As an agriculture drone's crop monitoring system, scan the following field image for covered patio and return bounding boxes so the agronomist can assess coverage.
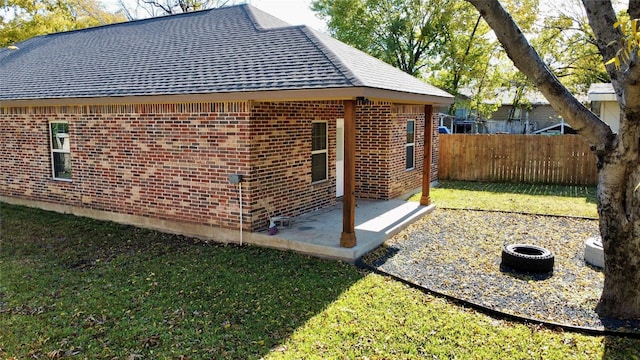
[242,102,440,262]
[253,197,435,262]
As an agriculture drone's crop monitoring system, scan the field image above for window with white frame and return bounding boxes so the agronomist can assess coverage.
[311,121,328,183]
[50,122,72,180]
[406,119,415,170]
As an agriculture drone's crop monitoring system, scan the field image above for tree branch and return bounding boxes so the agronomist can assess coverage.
[118,0,135,20]
[624,53,640,112]
[581,1,622,82]
[466,0,612,150]
[584,1,640,113]
[629,0,639,19]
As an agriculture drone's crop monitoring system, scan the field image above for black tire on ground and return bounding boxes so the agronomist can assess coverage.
[501,244,555,273]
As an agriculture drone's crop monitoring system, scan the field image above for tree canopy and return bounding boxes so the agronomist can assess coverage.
[529,1,610,93]
[312,0,609,118]
[312,0,453,76]
[1,0,125,47]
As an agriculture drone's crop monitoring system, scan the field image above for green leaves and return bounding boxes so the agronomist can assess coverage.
[1,0,125,47]
[312,0,453,76]
[530,6,609,92]
[606,18,640,70]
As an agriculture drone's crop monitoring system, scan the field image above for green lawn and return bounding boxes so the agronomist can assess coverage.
[410,180,598,218]
[1,184,637,359]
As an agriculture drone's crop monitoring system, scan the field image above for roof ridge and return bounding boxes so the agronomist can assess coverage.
[242,4,297,31]
[10,5,245,45]
[299,27,361,87]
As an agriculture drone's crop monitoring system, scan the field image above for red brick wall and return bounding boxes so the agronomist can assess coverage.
[388,105,425,199]
[354,101,392,199]
[0,103,252,230]
[354,103,437,200]
[394,107,440,197]
[248,101,342,231]
[1,109,82,206]
[1,100,440,233]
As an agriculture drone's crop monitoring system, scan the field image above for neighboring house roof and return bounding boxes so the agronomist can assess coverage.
[458,87,588,106]
[588,83,616,101]
[457,87,548,106]
[0,5,452,105]
[491,89,550,106]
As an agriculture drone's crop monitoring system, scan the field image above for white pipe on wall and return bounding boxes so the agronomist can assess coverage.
[239,182,243,246]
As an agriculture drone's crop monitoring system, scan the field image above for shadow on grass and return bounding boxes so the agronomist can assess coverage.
[0,203,363,359]
[437,180,598,204]
[358,243,400,268]
[597,302,640,358]
[602,335,640,359]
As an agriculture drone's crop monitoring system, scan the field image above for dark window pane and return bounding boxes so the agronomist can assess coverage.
[407,132,414,144]
[312,122,327,151]
[406,120,415,144]
[312,152,327,182]
[406,145,414,169]
[53,152,72,179]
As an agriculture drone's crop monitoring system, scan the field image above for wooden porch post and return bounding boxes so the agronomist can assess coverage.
[420,105,434,206]
[340,99,357,248]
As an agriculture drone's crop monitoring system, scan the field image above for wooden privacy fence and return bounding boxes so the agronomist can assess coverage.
[438,134,598,186]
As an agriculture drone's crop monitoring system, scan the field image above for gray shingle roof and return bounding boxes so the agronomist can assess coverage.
[587,83,615,101]
[0,5,452,102]
[460,87,588,105]
[587,83,614,95]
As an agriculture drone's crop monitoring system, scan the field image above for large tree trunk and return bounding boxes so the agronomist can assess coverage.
[466,0,640,319]
[596,111,640,318]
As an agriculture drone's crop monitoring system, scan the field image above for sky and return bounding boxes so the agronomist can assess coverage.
[100,0,327,31]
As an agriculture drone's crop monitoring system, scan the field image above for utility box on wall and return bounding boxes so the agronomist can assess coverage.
[228,174,243,184]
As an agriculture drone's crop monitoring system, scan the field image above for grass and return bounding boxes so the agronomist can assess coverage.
[1,204,359,358]
[409,180,598,218]
[269,275,640,360]
[1,182,638,358]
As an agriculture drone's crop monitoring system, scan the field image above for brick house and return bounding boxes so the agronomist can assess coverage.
[0,5,452,250]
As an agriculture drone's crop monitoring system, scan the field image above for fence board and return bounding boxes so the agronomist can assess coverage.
[438,134,597,186]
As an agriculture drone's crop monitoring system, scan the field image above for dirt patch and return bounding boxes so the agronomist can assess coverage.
[361,209,640,334]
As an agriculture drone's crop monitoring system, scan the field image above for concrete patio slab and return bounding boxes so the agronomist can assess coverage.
[257,199,435,262]
[1,196,431,263]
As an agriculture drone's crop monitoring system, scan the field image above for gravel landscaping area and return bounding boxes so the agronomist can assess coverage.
[361,209,640,335]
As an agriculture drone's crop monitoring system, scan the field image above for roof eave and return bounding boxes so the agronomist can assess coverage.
[588,93,617,102]
[0,87,454,107]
